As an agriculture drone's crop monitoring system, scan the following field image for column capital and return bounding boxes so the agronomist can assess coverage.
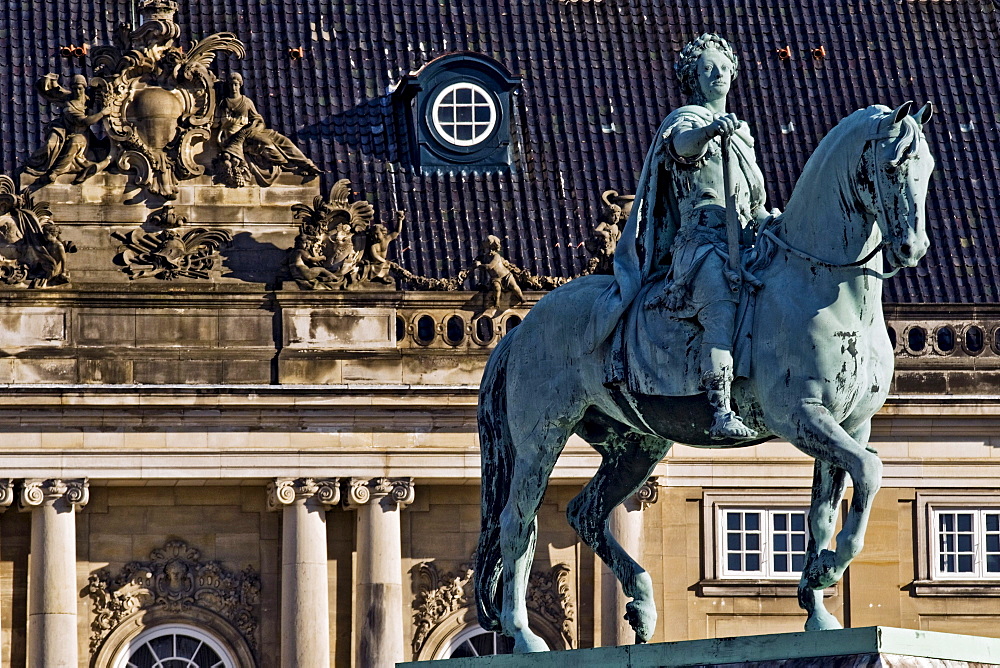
[0,479,14,511]
[629,477,661,511]
[344,477,414,510]
[21,478,89,511]
[267,478,340,511]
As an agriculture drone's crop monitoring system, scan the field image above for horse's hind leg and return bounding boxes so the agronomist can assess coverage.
[799,460,848,631]
[499,424,572,653]
[566,430,672,644]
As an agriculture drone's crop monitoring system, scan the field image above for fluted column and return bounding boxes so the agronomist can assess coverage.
[0,480,13,668]
[268,478,340,668]
[22,478,89,668]
[345,477,414,668]
[602,478,659,647]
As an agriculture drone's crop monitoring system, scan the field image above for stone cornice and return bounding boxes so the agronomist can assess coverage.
[266,477,340,511]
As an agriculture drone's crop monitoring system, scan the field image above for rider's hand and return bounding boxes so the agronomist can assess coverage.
[709,113,742,139]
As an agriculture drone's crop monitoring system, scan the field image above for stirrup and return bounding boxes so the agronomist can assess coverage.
[709,410,758,439]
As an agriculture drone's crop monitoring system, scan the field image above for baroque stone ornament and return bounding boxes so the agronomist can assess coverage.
[287,179,403,290]
[632,477,660,510]
[87,0,246,198]
[113,226,232,280]
[266,477,340,510]
[20,74,112,191]
[0,479,13,510]
[0,175,78,287]
[214,73,322,186]
[474,35,936,650]
[583,189,632,275]
[412,561,573,657]
[86,539,261,656]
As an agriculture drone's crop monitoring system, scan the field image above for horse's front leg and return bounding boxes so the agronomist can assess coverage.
[774,406,882,629]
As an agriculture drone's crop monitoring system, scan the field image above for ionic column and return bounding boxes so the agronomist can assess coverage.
[0,479,13,668]
[345,477,414,668]
[268,478,340,668]
[601,478,659,647]
[22,478,89,668]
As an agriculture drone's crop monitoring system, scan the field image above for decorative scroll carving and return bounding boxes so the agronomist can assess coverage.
[86,539,260,656]
[583,189,632,275]
[113,226,232,280]
[632,477,660,510]
[411,561,474,656]
[286,179,403,290]
[146,204,187,229]
[84,0,248,198]
[344,477,415,509]
[0,479,13,510]
[266,477,340,510]
[411,561,573,656]
[0,175,78,288]
[526,564,575,648]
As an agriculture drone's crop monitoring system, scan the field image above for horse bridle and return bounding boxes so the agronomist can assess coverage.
[762,127,912,280]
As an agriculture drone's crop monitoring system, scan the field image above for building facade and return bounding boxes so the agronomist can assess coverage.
[0,0,997,666]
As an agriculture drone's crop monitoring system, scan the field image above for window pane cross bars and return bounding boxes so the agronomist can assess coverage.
[720,508,808,579]
[934,509,1000,579]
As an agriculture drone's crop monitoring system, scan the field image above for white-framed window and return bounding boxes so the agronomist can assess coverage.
[719,507,809,579]
[437,625,518,659]
[112,624,236,668]
[431,82,497,147]
[932,508,1000,580]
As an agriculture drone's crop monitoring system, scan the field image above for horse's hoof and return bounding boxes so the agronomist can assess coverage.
[803,549,840,589]
[513,631,549,653]
[624,598,658,643]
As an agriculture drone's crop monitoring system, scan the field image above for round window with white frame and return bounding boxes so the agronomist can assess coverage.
[436,625,521,659]
[112,624,237,668]
[431,82,498,147]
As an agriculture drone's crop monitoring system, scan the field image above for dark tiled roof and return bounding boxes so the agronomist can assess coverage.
[0,0,993,302]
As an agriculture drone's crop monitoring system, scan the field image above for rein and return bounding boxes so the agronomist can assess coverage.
[762,136,904,280]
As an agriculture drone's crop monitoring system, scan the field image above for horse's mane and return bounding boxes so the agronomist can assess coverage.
[783,105,898,221]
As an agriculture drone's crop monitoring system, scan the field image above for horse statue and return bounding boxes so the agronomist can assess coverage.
[474,102,935,652]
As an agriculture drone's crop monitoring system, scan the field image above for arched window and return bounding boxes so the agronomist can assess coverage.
[113,624,237,668]
[437,625,522,659]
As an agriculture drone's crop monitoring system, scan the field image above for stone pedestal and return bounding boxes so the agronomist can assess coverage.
[345,477,415,668]
[21,479,89,668]
[268,478,340,668]
[401,626,1000,667]
[601,478,659,648]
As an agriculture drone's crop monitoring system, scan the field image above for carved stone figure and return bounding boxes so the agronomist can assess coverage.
[475,92,935,651]
[215,73,322,187]
[0,175,77,287]
[20,74,112,190]
[86,539,260,657]
[287,179,404,290]
[584,189,632,275]
[468,235,525,317]
[87,0,246,198]
[114,226,232,280]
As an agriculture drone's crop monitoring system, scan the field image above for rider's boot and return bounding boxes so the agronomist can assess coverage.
[702,349,757,440]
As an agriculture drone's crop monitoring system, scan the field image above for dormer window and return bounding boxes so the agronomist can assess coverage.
[397,53,520,171]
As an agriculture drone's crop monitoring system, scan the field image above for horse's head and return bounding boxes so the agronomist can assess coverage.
[860,102,935,268]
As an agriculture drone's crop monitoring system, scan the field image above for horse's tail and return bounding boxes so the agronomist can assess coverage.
[474,330,517,632]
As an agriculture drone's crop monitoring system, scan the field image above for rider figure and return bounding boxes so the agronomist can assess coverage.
[660,34,774,440]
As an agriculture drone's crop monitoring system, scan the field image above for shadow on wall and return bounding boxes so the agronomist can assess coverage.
[222,231,288,286]
[298,94,412,164]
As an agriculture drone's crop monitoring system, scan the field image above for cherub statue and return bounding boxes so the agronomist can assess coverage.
[20,74,112,189]
[215,73,322,186]
[470,235,525,317]
[360,210,403,284]
[286,233,340,289]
